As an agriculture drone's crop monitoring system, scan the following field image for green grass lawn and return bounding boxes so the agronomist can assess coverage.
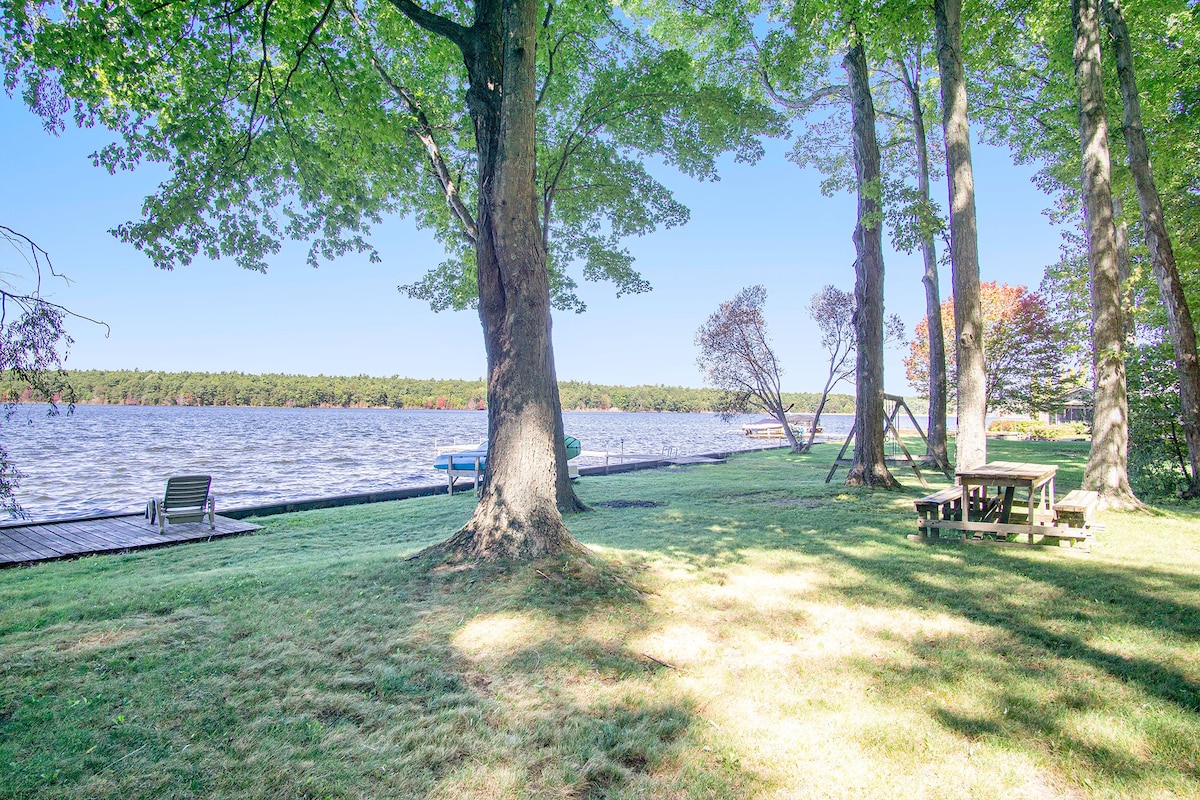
[3,440,1199,799]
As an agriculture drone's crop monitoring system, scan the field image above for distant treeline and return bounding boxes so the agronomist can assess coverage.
[1,369,860,414]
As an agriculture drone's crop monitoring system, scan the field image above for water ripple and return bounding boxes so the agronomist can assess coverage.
[3,406,855,518]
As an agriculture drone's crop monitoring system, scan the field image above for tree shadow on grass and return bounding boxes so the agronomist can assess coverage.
[641,498,1200,711]
[569,452,1200,792]
[312,557,759,798]
[0,551,758,800]
[748,533,1199,789]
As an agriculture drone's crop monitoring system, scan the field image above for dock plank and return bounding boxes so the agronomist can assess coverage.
[19,525,87,555]
[52,519,151,550]
[0,531,44,564]
[1,527,65,560]
[0,514,262,567]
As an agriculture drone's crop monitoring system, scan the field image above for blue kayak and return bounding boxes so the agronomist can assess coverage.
[432,448,488,471]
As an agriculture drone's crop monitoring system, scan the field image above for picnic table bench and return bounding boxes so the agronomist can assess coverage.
[910,462,1098,552]
[1055,489,1101,529]
[914,486,964,536]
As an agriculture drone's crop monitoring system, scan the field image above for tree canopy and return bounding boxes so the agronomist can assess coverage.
[2,0,776,310]
[695,285,805,452]
[2,0,781,557]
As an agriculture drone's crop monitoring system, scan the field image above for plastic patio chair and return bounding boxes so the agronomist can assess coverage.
[146,475,215,532]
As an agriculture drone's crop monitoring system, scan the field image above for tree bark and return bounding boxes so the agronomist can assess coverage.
[774,406,805,454]
[897,56,950,473]
[804,392,827,453]
[1113,197,1136,344]
[1072,0,1139,508]
[805,371,838,453]
[934,0,987,471]
[1103,0,1200,497]
[844,36,900,489]
[420,0,587,561]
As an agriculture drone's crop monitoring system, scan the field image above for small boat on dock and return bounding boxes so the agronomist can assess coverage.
[740,414,822,438]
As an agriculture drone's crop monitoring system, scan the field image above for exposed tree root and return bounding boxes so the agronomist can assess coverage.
[844,464,902,489]
[412,492,590,566]
[407,537,650,607]
[559,491,590,515]
[1096,491,1145,513]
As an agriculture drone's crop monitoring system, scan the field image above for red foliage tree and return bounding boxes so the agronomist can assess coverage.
[905,282,1080,415]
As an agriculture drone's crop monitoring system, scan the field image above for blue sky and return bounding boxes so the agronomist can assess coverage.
[1,91,1066,394]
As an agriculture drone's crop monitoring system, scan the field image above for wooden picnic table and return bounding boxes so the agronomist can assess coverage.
[912,461,1094,550]
[957,461,1057,536]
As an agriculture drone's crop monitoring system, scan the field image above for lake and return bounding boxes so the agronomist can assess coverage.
[3,405,861,519]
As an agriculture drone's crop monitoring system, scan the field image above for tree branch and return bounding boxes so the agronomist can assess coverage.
[1,226,111,335]
[385,0,470,51]
[277,0,336,101]
[537,30,568,107]
[239,0,276,165]
[876,108,913,125]
[346,6,476,242]
[746,33,847,112]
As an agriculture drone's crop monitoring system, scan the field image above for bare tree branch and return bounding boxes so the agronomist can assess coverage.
[746,33,847,112]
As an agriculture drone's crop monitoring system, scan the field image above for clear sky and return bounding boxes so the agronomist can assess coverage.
[1,91,1067,395]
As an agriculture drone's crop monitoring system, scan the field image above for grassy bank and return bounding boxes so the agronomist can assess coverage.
[2,440,1199,799]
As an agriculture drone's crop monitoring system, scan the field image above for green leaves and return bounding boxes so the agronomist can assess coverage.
[3,0,777,312]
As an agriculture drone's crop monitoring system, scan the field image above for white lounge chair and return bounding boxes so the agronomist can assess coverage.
[147,475,215,532]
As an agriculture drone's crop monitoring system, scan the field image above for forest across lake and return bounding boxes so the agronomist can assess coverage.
[0,369,892,415]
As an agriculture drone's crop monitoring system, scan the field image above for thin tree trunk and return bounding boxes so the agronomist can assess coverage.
[805,377,835,453]
[897,55,950,472]
[844,35,899,489]
[776,407,804,453]
[934,0,987,471]
[425,0,586,561]
[1103,0,1200,497]
[759,351,803,454]
[1072,0,1139,508]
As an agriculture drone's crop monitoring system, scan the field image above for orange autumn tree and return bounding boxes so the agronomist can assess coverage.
[905,282,1081,415]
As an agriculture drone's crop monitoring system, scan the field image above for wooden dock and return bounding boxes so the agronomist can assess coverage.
[0,513,262,567]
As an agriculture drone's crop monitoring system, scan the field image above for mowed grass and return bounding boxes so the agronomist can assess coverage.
[2,439,1199,799]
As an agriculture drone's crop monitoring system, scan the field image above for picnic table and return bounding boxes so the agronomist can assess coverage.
[912,461,1097,551]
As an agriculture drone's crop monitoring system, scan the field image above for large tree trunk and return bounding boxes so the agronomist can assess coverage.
[844,36,900,489]
[1072,0,1139,508]
[428,0,586,561]
[898,55,950,473]
[1103,0,1200,497]
[934,0,987,471]
[1114,197,1132,332]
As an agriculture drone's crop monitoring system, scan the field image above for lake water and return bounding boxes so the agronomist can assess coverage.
[3,405,861,519]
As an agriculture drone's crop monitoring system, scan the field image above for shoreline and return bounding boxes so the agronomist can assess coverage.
[4,444,793,528]
[6,400,868,415]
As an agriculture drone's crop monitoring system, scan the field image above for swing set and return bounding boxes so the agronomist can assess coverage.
[825,393,954,488]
